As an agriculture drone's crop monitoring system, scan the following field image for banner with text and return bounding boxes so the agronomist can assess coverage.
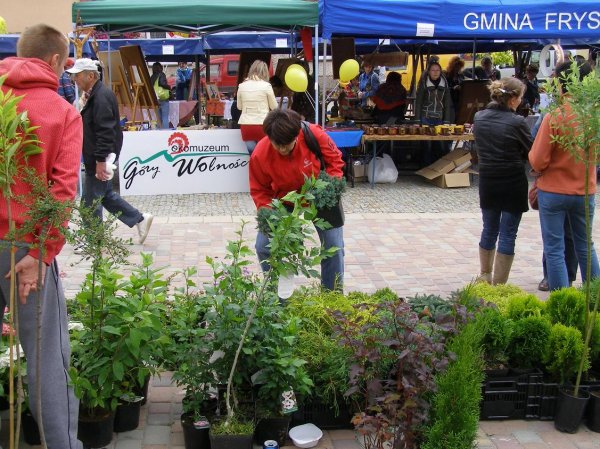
[119,130,250,196]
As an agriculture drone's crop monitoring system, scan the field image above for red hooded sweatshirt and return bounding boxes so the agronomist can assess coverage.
[249,123,344,209]
[0,57,83,263]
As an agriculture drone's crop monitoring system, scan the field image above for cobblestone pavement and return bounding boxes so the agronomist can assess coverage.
[5,178,600,448]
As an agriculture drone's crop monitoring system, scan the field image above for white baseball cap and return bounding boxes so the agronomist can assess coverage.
[66,58,100,74]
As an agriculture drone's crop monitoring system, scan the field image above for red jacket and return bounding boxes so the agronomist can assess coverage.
[249,124,344,209]
[0,57,83,263]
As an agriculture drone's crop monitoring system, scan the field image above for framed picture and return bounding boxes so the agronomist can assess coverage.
[206,83,220,100]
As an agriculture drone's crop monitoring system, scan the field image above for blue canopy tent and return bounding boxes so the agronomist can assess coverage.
[0,34,95,59]
[321,0,600,40]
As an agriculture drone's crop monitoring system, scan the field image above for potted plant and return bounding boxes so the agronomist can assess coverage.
[166,266,215,449]
[332,296,457,449]
[204,177,334,448]
[542,68,600,433]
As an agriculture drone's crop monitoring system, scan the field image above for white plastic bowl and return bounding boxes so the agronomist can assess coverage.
[288,423,323,448]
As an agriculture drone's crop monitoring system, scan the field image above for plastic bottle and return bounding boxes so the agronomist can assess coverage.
[277,273,295,299]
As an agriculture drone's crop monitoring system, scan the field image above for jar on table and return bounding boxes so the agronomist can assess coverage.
[388,126,398,135]
[398,125,406,135]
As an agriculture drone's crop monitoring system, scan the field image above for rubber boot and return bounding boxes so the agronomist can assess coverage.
[476,247,495,283]
[492,252,514,285]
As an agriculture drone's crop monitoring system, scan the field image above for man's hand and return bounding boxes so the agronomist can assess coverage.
[5,255,46,304]
[95,161,110,181]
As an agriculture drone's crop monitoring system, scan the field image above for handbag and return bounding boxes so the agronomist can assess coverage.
[528,179,539,210]
[154,79,170,101]
[300,121,345,228]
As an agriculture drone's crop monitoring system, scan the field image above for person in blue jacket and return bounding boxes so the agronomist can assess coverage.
[175,61,192,100]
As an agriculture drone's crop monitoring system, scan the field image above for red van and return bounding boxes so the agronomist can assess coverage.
[200,54,273,97]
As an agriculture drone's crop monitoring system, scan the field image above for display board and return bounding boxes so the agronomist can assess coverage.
[118,129,250,195]
[236,51,272,85]
[455,80,490,125]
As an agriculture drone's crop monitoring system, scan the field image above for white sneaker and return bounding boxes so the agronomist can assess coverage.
[136,213,153,244]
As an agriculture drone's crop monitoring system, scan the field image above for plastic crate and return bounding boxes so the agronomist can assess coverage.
[526,381,559,420]
[480,369,543,420]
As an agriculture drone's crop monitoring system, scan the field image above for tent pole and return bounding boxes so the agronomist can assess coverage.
[472,38,477,77]
[315,24,320,124]
[321,38,328,127]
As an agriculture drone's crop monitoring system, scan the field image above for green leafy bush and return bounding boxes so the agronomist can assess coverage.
[546,287,586,331]
[543,323,589,384]
[422,321,484,449]
[470,283,525,315]
[407,293,453,320]
[508,316,552,369]
[476,308,512,367]
[506,294,546,320]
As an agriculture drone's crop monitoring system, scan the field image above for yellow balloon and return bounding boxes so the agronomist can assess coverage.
[285,67,308,92]
[339,59,359,83]
[0,17,7,34]
[339,81,349,88]
[287,64,306,76]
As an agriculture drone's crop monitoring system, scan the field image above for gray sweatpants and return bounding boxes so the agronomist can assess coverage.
[0,248,82,449]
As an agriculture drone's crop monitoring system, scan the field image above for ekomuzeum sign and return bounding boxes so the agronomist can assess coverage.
[119,130,250,195]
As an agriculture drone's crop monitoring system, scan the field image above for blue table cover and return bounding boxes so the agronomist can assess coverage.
[325,129,364,148]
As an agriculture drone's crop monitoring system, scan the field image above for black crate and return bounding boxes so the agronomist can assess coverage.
[524,381,559,420]
[291,398,354,430]
[480,369,543,420]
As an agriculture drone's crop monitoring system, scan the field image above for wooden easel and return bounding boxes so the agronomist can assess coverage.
[118,45,160,126]
[97,51,134,117]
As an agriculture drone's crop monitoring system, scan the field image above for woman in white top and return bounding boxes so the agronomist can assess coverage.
[236,60,278,154]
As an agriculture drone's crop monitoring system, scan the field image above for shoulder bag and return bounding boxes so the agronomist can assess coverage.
[300,121,345,228]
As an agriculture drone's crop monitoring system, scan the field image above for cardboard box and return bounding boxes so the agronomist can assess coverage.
[352,163,367,182]
[415,149,473,188]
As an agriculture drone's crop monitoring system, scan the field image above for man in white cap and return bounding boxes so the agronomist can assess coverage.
[0,23,84,449]
[68,58,153,243]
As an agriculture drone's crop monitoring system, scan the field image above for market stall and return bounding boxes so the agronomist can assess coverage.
[72,0,319,195]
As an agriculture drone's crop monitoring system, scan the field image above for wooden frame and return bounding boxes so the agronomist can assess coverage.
[205,83,220,100]
[455,80,490,125]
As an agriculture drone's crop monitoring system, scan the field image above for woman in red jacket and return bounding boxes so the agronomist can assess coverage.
[249,109,345,291]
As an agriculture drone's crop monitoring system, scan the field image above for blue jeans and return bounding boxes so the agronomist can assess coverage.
[245,141,257,155]
[538,190,600,290]
[83,173,142,227]
[479,208,522,255]
[256,226,344,291]
[542,216,578,283]
[159,100,170,129]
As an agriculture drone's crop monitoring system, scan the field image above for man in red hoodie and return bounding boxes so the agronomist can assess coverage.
[250,109,345,291]
[0,24,83,449]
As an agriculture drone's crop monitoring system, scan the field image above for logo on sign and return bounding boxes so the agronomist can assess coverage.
[168,132,190,155]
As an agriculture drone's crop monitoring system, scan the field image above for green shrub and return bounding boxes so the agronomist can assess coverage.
[546,287,586,331]
[508,316,552,369]
[591,314,600,367]
[582,278,600,310]
[476,307,512,367]
[421,321,484,449]
[407,293,453,320]
[543,323,589,384]
[470,283,525,315]
[506,294,546,320]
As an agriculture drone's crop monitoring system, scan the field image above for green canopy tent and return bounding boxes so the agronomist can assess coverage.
[72,0,320,121]
[72,0,318,34]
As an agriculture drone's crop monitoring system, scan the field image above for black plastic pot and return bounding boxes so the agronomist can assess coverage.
[254,416,291,447]
[21,410,41,445]
[181,412,211,449]
[554,387,590,433]
[209,434,253,449]
[586,388,600,433]
[78,407,115,448]
[114,398,143,432]
[133,374,151,406]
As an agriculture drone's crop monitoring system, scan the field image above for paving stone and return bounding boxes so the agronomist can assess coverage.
[115,439,142,449]
[513,430,545,444]
[143,425,171,445]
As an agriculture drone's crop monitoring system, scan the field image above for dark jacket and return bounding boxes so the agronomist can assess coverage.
[474,102,533,213]
[414,75,453,123]
[81,80,123,174]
